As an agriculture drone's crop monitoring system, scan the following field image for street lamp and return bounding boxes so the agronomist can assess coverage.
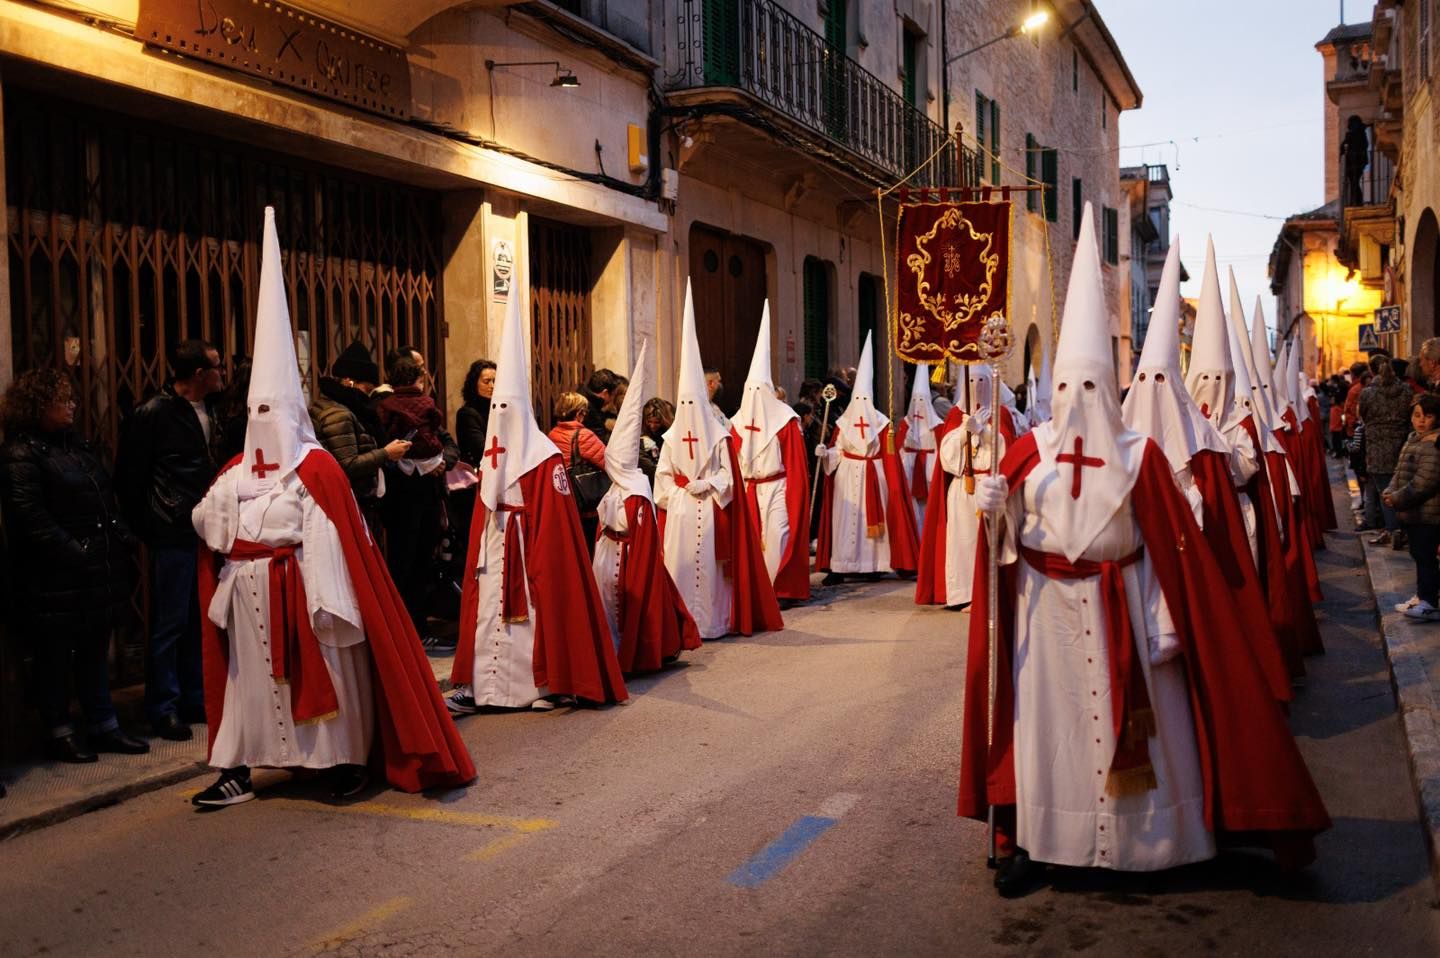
[945,10,1050,67]
[484,60,580,88]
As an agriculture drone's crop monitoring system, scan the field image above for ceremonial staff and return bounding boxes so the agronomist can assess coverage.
[961,365,976,494]
[810,383,840,507]
[977,314,1014,869]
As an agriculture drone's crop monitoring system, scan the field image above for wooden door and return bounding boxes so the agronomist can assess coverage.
[689,224,767,416]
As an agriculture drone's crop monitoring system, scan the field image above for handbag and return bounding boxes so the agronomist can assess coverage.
[568,429,611,514]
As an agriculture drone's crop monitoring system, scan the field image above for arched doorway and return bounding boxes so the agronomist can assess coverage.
[1411,208,1440,346]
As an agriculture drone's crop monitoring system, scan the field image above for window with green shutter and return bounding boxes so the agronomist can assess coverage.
[703,0,740,86]
[974,91,987,184]
[1025,134,1037,212]
[803,257,831,380]
[990,99,1001,184]
[1041,147,1058,221]
[1103,206,1119,265]
[1072,178,1083,239]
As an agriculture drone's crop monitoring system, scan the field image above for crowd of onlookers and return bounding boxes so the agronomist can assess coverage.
[0,331,883,792]
[1327,337,1440,622]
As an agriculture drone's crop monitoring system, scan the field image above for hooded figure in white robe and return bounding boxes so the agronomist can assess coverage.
[897,363,943,531]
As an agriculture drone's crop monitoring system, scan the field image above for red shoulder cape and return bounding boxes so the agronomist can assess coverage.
[723,436,786,634]
[452,453,628,704]
[771,420,812,601]
[814,425,921,573]
[1301,400,1339,531]
[959,434,1330,862]
[1189,448,1292,703]
[915,407,1017,606]
[198,450,476,792]
[614,494,701,672]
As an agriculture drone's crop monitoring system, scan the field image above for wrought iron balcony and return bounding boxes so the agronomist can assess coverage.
[670,0,967,188]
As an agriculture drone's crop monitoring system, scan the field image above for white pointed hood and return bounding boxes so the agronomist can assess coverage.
[736,300,798,474]
[1122,240,1228,473]
[1289,337,1310,423]
[834,332,889,452]
[479,285,560,511]
[1037,203,1147,563]
[239,207,321,500]
[604,339,655,500]
[1225,277,1284,456]
[1183,236,1238,431]
[1273,339,1296,421]
[1249,296,1281,426]
[902,363,943,448]
[664,280,730,479]
[1029,338,1053,426]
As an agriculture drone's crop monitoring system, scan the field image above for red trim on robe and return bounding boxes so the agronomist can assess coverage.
[814,425,920,573]
[611,494,702,673]
[453,453,628,705]
[959,434,1330,864]
[723,435,786,635]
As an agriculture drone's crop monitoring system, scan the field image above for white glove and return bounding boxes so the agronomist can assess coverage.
[814,443,829,459]
[974,475,1008,514]
[1148,631,1182,666]
[686,478,713,498]
[961,414,984,436]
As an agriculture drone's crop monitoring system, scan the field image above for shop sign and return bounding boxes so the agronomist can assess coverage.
[1375,305,1402,334]
[137,0,412,119]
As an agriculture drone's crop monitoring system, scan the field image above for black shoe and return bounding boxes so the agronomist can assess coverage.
[91,729,151,755]
[178,706,208,725]
[821,573,845,587]
[421,634,457,654]
[192,767,254,807]
[151,713,194,742]
[47,732,97,764]
[994,849,1042,898]
[328,764,371,800]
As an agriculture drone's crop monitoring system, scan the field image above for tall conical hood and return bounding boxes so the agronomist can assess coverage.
[604,338,654,500]
[1233,293,1284,453]
[1122,239,1227,472]
[903,363,943,445]
[1183,236,1236,430]
[1272,339,1295,419]
[479,282,560,511]
[1224,267,1256,417]
[736,300,798,474]
[1038,202,1147,563]
[1288,336,1309,423]
[1029,337,1053,426]
[664,279,729,479]
[239,207,320,500]
[1249,295,1280,423]
[834,331,889,451]
[955,362,994,412]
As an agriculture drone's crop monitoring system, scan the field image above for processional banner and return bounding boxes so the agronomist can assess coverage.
[894,197,1011,364]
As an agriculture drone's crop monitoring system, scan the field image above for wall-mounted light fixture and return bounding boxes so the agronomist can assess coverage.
[484,59,580,88]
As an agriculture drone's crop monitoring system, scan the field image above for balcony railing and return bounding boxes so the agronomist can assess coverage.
[671,0,967,188]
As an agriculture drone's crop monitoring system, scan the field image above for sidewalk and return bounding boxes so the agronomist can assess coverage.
[0,647,457,840]
[1349,466,1440,894]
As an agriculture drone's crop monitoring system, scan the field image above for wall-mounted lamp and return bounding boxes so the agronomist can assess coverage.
[945,10,1051,67]
[484,59,580,88]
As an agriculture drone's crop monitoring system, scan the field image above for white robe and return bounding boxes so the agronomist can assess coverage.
[592,486,630,652]
[899,423,937,532]
[737,433,790,583]
[466,479,549,708]
[937,413,1007,607]
[995,466,1217,871]
[654,440,734,639]
[818,429,892,574]
[194,471,374,770]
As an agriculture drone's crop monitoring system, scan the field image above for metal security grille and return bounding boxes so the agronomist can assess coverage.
[802,256,830,381]
[4,89,444,455]
[3,88,442,687]
[528,217,593,428]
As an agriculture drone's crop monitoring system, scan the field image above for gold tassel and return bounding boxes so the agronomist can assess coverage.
[1105,764,1158,798]
[1122,708,1157,751]
[867,523,885,539]
[503,613,530,624]
[295,708,340,727]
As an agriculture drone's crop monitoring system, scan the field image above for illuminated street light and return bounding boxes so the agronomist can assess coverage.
[946,10,1052,66]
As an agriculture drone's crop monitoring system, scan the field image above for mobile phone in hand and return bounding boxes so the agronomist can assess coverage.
[403,429,418,441]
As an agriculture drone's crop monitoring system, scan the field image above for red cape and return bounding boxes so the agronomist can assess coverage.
[1269,431,1326,608]
[1278,411,1332,547]
[915,406,1017,606]
[1189,448,1292,702]
[199,450,476,792]
[723,436,786,634]
[1238,418,1309,680]
[452,453,628,704]
[814,425,921,573]
[731,419,811,602]
[959,433,1330,862]
[611,494,702,672]
[1302,398,1339,531]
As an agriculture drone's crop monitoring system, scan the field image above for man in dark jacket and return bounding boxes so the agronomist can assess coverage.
[580,368,621,441]
[114,339,223,741]
[310,341,408,534]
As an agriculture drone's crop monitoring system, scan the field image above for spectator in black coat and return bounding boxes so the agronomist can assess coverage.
[114,339,223,742]
[580,368,622,442]
[0,369,149,762]
[456,359,497,467]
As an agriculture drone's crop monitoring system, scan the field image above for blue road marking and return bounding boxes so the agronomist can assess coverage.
[727,815,839,888]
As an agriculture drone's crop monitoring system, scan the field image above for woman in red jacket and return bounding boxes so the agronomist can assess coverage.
[549,392,608,547]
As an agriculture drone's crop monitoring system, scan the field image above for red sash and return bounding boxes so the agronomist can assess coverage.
[843,451,887,538]
[1019,545,1155,797]
[226,539,339,724]
[905,447,930,502]
[744,471,786,544]
[495,504,529,624]
[672,474,732,572]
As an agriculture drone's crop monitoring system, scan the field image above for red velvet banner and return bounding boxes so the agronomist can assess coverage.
[894,199,1011,364]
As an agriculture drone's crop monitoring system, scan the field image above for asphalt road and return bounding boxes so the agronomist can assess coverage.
[0,513,1436,957]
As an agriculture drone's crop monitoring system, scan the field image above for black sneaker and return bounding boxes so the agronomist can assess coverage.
[446,685,479,715]
[422,634,458,654]
[328,764,370,800]
[192,767,254,807]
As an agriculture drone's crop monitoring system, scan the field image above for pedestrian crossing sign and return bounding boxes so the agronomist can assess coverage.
[1358,323,1380,351]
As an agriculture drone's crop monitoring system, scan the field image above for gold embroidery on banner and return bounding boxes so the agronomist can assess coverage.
[901,207,999,356]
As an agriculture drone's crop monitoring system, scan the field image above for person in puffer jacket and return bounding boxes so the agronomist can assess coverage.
[1384,393,1440,622]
